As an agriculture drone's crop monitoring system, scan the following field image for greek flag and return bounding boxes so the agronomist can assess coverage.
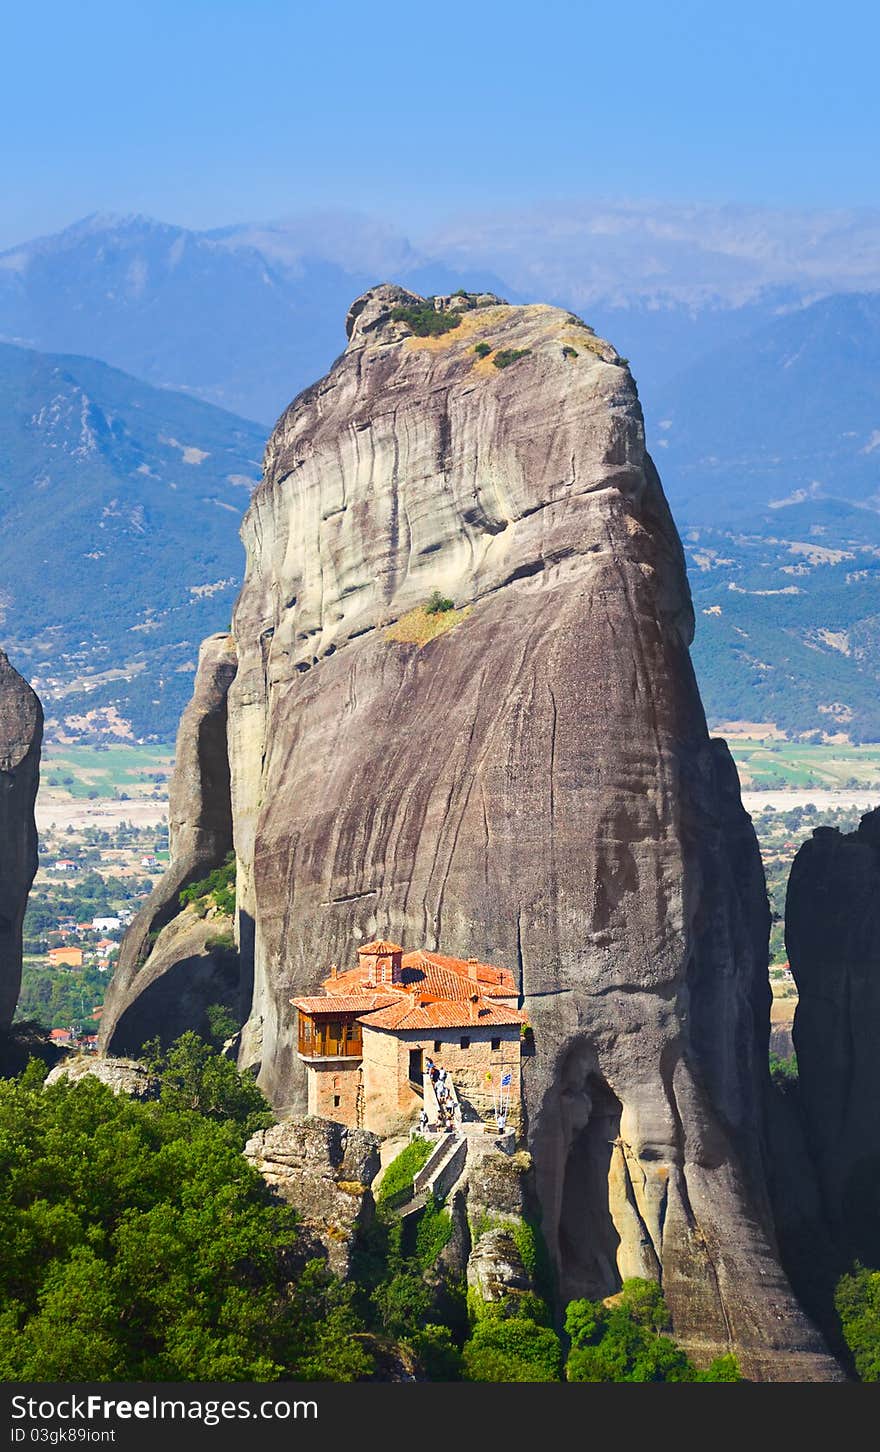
[501,1072,512,1086]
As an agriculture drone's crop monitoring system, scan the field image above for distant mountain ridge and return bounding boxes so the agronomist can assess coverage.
[0,339,264,740]
[0,215,514,423]
[3,211,880,740]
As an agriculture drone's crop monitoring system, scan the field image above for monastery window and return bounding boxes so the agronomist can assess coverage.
[433,1040,442,1052]
[460,1036,470,1050]
[333,1095,341,1108]
[491,1038,500,1051]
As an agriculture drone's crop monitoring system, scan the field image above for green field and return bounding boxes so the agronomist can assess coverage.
[728,740,880,791]
[41,744,174,799]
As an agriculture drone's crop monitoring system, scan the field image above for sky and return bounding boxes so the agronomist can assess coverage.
[2,0,880,247]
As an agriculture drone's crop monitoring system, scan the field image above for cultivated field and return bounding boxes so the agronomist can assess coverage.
[36,744,174,831]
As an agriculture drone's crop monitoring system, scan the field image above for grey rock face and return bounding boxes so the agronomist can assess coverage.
[0,649,42,1027]
[467,1227,533,1304]
[244,1117,380,1277]
[101,632,237,1052]
[44,1054,158,1099]
[113,287,841,1377]
[787,809,880,1266]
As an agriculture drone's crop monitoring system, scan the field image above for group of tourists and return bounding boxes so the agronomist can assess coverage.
[421,1057,461,1133]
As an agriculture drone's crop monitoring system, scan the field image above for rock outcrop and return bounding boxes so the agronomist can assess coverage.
[244,1117,380,1277]
[106,286,842,1378]
[101,632,238,1051]
[0,649,42,1028]
[786,810,880,1267]
[44,1054,158,1099]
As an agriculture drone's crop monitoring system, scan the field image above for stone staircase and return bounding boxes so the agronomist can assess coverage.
[392,1130,468,1219]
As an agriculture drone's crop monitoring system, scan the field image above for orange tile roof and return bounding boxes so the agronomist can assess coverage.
[359,997,525,1031]
[291,993,398,1014]
[321,949,517,1001]
[295,944,523,1035]
[400,950,517,999]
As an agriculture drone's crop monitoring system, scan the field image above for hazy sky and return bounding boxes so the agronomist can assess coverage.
[2,0,879,247]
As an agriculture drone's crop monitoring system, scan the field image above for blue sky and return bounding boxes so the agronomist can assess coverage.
[2,0,879,246]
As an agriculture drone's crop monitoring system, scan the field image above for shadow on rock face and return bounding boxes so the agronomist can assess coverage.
[559,1066,624,1302]
[107,945,240,1055]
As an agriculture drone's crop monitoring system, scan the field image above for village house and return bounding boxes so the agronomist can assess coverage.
[48,946,84,969]
[292,940,526,1138]
[91,916,122,934]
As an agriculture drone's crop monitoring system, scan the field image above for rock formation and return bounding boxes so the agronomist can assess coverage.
[106,286,841,1378]
[244,1117,380,1277]
[100,632,238,1051]
[44,1054,158,1099]
[0,648,42,1028]
[786,810,880,1267]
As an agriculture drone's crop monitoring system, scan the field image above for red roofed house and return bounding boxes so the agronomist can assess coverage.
[292,940,525,1136]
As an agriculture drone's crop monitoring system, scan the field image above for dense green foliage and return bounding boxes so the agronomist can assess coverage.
[375,1137,434,1207]
[462,1296,562,1382]
[492,348,530,369]
[562,345,579,359]
[142,1031,273,1138]
[463,1316,563,1382]
[0,1058,370,1381]
[769,1051,799,1089]
[16,960,108,1033]
[389,303,462,337]
[473,341,492,358]
[424,589,455,616]
[179,852,236,916]
[564,1279,741,1382]
[836,1265,880,1381]
[414,1195,453,1270]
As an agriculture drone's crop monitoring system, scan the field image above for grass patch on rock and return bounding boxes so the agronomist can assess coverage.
[386,603,472,649]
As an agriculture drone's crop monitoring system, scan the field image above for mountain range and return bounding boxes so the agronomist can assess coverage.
[0,339,264,739]
[1,210,879,740]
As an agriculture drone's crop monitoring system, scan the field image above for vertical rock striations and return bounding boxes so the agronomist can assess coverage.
[786,809,880,1268]
[100,632,238,1051]
[0,649,42,1028]
[106,287,842,1378]
[219,286,839,1379]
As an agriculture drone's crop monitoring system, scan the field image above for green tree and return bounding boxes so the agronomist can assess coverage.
[836,1264,880,1381]
[0,1067,371,1382]
[462,1314,562,1382]
[142,1031,273,1140]
[564,1279,741,1383]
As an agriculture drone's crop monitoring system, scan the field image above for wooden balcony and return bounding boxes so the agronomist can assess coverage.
[297,1012,363,1060]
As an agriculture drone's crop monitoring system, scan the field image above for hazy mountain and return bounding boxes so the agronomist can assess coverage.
[4,211,880,740]
[7,206,873,424]
[647,294,880,739]
[0,340,264,740]
[649,291,880,524]
[0,215,514,423]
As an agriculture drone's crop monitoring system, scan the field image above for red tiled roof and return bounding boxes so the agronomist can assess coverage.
[291,993,398,1014]
[321,949,517,1002]
[359,998,526,1031]
[295,943,522,1034]
[400,950,517,999]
